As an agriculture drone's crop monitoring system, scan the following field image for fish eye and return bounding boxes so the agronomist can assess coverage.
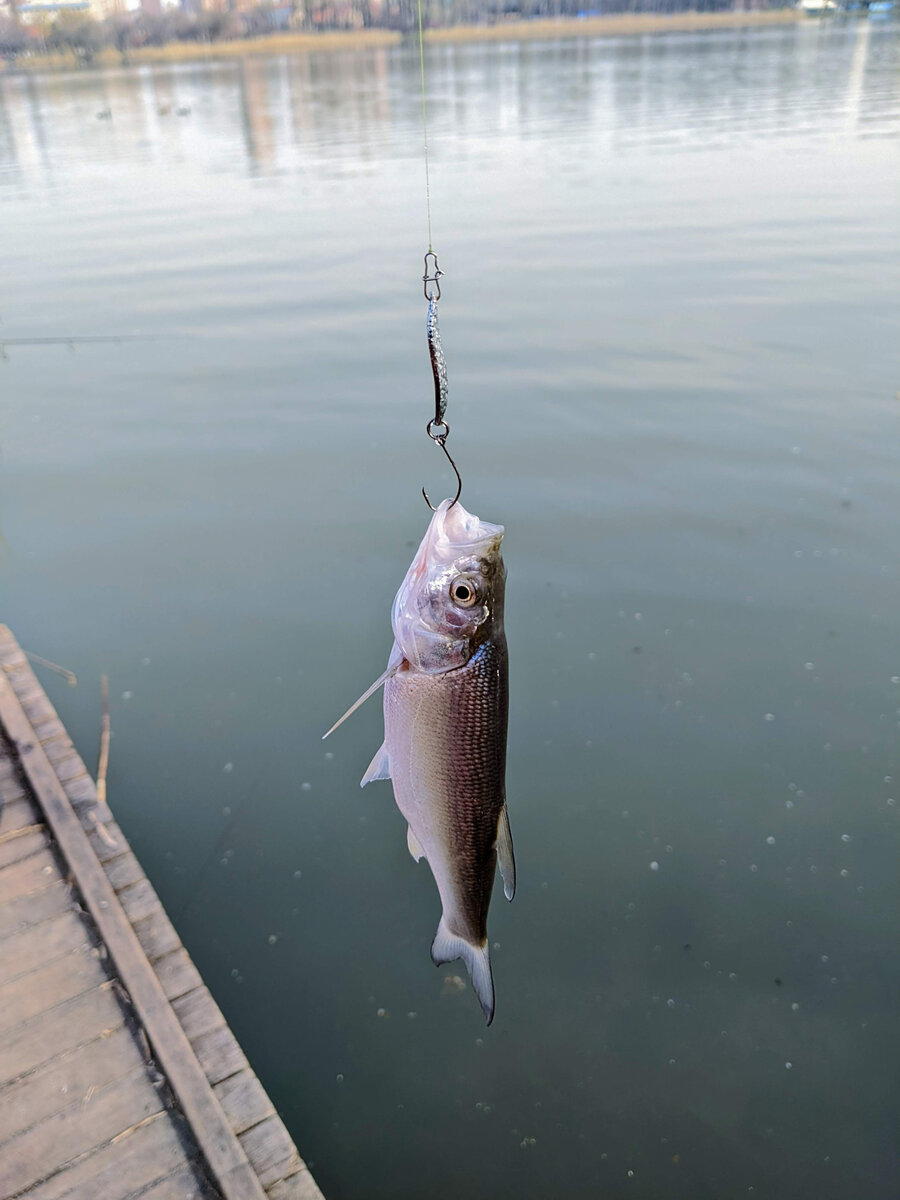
[450,575,480,608]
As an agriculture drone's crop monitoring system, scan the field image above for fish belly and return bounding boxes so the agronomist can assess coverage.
[384,638,508,949]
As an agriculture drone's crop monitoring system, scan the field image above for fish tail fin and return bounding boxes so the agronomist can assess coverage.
[431,917,494,1026]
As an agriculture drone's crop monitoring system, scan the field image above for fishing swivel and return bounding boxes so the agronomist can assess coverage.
[421,252,462,511]
[423,251,442,301]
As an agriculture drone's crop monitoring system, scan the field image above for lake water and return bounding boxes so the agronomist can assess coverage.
[2,20,899,1198]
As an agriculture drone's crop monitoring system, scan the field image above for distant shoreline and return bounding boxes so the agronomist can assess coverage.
[4,10,811,73]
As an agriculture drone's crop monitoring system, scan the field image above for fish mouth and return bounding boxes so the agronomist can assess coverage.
[434,499,504,553]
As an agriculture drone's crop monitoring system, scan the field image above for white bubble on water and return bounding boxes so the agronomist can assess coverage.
[766,836,776,845]
[750,864,758,872]
[785,1061,793,1070]
[804,663,815,671]
[650,861,660,871]
[301,782,312,791]
[268,934,278,945]
[764,713,775,722]
[223,762,233,773]
[840,834,851,843]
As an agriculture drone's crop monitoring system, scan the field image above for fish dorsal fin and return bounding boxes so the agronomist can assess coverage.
[496,805,516,902]
[360,742,391,788]
[322,642,404,739]
[407,826,426,862]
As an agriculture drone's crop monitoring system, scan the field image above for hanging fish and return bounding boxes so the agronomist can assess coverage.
[325,498,515,1024]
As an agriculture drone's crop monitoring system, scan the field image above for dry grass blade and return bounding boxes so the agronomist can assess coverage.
[97,675,110,806]
[24,650,78,687]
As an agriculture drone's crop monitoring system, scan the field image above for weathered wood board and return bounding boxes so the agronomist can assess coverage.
[0,626,324,1200]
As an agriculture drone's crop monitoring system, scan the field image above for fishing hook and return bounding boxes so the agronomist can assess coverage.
[422,419,462,511]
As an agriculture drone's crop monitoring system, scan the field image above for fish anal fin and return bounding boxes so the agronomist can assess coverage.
[407,826,426,861]
[360,742,391,788]
[495,804,516,902]
[431,917,494,1026]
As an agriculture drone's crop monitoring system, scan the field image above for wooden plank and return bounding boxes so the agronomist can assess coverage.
[0,982,125,1087]
[0,671,268,1200]
[128,1160,220,1200]
[213,1071,275,1137]
[0,796,40,835]
[21,1111,195,1200]
[0,1024,148,1144]
[0,628,23,664]
[119,879,165,925]
[105,850,147,893]
[267,1170,326,1200]
[0,907,93,988]
[0,824,48,870]
[238,1117,302,1190]
[0,818,44,844]
[0,844,61,904]
[154,948,204,1003]
[86,820,129,863]
[0,1065,166,1197]
[41,735,78,767]
[33,715,65,740]
[192,1028,249,1087]
[133,906,183,963]
[172,988,226,1042]
[0,943,107,1036]
[0,877,72,942]
[56,755,90,785]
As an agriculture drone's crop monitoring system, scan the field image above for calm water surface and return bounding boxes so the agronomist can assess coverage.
[2,22,900,1199]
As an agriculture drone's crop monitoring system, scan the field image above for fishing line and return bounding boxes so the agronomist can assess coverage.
[416,0,434,256]
[415,0,462,510]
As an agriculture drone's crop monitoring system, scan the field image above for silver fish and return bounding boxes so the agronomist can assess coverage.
[325,498,515,1024]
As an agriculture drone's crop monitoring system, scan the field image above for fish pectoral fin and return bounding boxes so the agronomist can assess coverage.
[496,804,516,902]
[322,643,404,740]
[431,918,495,1026]
[406,826,426,862]
[360,742,391,787]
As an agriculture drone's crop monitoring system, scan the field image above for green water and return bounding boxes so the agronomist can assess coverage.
[1,21,899,1198]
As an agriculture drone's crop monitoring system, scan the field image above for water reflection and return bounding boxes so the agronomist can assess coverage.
[1,23,897,188]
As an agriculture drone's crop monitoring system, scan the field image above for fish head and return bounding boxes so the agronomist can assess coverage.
[391,498,505,674]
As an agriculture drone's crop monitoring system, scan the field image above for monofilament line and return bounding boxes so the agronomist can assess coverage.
[416,0,434,254]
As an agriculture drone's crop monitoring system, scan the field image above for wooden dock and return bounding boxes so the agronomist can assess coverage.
[0,625,324,1200]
